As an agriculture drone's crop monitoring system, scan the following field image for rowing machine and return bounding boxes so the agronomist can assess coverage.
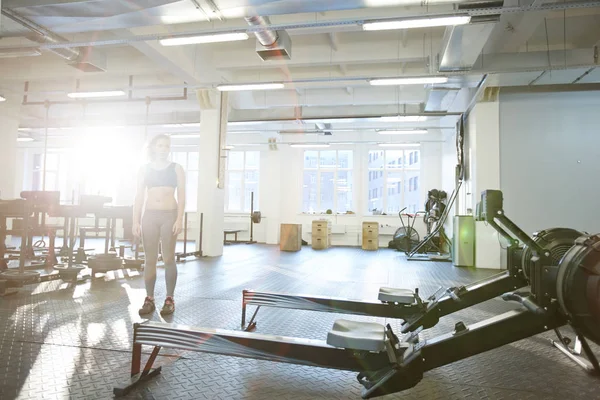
[241,214,582,334]
[113,190,600,399]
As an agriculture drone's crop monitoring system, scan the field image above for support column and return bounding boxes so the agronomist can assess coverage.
[0,97,21,199]
[260,149,281,244]
[465,98,502,269]
[196,89,228,257]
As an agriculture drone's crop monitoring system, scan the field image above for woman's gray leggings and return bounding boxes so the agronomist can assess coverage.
[142,209,178,297]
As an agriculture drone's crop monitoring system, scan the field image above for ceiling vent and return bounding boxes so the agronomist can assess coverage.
[245,16,292,61]
[68,47,107,73]
[2,8,106,72]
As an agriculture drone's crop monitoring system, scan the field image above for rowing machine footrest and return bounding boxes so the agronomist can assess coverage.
[378,287,415,304]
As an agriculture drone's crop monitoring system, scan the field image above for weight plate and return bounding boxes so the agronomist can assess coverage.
[0,270,40,283]
[53,264,86,272]
[89,257,123,272]
[123,259,144,267]
[93,252,118,260]
[252,211,262,224]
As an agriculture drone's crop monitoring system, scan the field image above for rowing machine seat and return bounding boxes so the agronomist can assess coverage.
[378,287,415,304]
[326,319,386,352]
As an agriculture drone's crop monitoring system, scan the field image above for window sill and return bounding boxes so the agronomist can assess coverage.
[297,213,405,218]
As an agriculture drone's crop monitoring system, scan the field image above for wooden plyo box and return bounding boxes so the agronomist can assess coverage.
[312,220,331,250]
[362,221,379,251]
[280,224,302,252]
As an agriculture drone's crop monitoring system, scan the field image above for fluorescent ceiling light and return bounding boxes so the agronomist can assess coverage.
[378,129,428,135]
[67,90,126,99]
[303,118,362,124]
[18,128,33,132]
[160,32,249,46]
[279,130,319,135]
[334,142,356,145]
[0,48,42,58]
[290,144,330,148]
[0,95,6,102]
[17,137,34,142]
[370,77,448,86]
[230,143,263,146]
[228,130,262,134]
[170,134,200,138]
[223,145,235,150]
[228,121,266,126]
[217,83,284,92]
[380,116,426,122]
[363,15,471,31]
[378,143,420,147]
[160,123,199,128]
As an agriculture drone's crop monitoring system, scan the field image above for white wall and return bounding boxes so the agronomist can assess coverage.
[499,90,600,235]
[461,101,503,269]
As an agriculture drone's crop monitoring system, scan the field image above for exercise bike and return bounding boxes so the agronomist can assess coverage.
[388,207,423,253]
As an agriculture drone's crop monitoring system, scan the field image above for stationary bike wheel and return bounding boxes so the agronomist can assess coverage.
[392,227,420,252]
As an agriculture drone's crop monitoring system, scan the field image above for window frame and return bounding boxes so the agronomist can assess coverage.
[302,150,354,214]
[365,147,421,215]
[224,150,260,213]
[170,150,200,211]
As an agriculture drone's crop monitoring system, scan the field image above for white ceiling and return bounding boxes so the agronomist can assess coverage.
[1,0,599,145]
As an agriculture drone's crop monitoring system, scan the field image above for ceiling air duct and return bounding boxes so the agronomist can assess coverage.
[1,8,106,72]
[245,16,292,61]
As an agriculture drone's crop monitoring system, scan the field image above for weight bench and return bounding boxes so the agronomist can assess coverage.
[223,229,242,244]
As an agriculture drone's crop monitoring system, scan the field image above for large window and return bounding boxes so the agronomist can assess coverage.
[28,151,71,201]
[171,151,199,210]
[225,151,260,212]
[367,148,421,215]
[302,150,353,213]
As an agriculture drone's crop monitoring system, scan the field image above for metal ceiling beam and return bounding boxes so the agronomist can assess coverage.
[500,82,600,93]
[328,32,339,52]
[121,29,199,84]
[218,57,428,71]
[1,0,599,51]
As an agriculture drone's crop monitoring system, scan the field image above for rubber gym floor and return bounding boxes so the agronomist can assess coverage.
[1,242,598,400]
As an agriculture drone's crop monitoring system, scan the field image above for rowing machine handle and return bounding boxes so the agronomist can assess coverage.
[501,292,545,315]
[447,288,461,302]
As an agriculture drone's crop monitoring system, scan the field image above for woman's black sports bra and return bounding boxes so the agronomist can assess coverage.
[145,163,178,188]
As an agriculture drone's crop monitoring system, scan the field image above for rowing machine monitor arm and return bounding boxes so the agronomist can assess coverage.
[476,190,555,308]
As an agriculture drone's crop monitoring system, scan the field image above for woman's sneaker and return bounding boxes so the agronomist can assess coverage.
[161,297,175,315]
[139,297,155,315]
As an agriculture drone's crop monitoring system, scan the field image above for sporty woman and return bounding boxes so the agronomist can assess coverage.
[132,134,186,315]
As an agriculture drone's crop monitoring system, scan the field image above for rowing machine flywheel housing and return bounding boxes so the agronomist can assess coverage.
[521,227,584,280]
[556,234,600,345]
